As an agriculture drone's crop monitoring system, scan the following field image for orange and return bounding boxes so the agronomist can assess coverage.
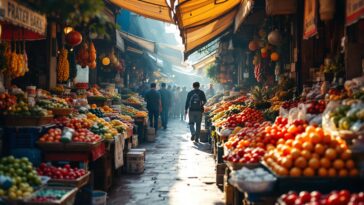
[294,157,307,169]
[349,169,359,176]
[345,159,355,169]
[290,148,300,159]
[278,167,289,176]
[338,169,348,177]
[309,133,321,144]
[292,141,302,149]
[333,159,345,170]
[340,149,352,160]
[322,134,332,144]
[266,144,275,151]
[308,158,320,169]
[301,150,312,160]
[270,52,280,62]
[314,144,325,155]
[318,168,328,177]
[315,127,325,138]
[289,167,302,177]
[311,153,320,159]
[328,168,337,177]
[282,146,291,156]
[285,139,294,147]
[320,158,331,168]
[303,167,315,177]
[325,148,337,160]
[282,157,293,169]
[277,139,285,145]
[305,125,316,134]
[302,142,313,151]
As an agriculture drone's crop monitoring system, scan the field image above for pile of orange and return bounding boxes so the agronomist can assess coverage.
[264,126,359,177]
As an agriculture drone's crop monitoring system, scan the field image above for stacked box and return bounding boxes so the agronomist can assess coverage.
[146,128,155,142]
[126,151,144,174]
[132,135,138,148]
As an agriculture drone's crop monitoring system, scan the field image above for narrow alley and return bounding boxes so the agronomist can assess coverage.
[108,119,224,205]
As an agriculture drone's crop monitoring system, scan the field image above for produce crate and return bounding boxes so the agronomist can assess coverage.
[87,97,107,106]
[64,140,104,152]
[4,116,53,126]
[4,127,45,149]
[10,148,42,166]
[51,108,73,116]
[262,163,363,193]
[37,142,65,151]
[24,186,78,205]
[48,171,90,188]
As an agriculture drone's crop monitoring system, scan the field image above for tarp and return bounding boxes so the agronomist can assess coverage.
[116,30,156,53]
[175,0,241,29]
[192,51,216,70]
[110,0,175,23]
[234,0,253,33]
[182,9,237,56]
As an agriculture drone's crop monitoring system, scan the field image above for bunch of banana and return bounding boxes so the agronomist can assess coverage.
[57,48,70,82]
[4,43,29,78]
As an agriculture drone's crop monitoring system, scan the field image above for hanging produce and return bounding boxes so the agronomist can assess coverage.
[270,52,280,62]
[248,40,259,51]
[88,41,97,69]
[76,41,97,69]
[57,48,70,82]
[268,29,282,46]
[65,31,82,47]
[6,42,29,78]
[261,47,268,58]
[254,63,262,82]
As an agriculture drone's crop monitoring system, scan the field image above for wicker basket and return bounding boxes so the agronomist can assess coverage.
[51,108,73,116]
[266,0,297,15]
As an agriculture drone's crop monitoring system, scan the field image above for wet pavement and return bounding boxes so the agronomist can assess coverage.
[108,119,224,205]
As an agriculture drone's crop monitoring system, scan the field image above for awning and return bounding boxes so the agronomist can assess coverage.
[192,51,216,70]
[182,9,237,57]
[110,0,175,23]
[116,30,156,53]
[0,0,47,40]
[175,0,241,29]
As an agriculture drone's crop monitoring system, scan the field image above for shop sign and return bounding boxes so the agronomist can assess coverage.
[303,0,318,39]
[0,0,46,35]
[346,0,364,26]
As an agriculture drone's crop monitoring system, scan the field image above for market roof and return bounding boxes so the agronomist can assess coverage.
[116,30,156,53]
[109,0,175,23]
[192,51,217,70]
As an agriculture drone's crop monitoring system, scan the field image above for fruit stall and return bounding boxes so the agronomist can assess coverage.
[204,77,364,204]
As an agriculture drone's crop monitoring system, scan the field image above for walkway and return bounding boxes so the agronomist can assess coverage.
[108,119,224,205]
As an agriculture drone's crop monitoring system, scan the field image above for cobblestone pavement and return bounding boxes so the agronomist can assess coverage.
[108,119,224,205]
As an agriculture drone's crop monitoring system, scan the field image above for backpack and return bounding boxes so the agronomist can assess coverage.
[189,91,202,110]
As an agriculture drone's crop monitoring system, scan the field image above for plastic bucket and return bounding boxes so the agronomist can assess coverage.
[92,191,107,205]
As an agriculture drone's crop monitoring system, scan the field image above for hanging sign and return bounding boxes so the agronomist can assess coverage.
[346,0,364,26]
[303,0,318,39]
[0,0,47,35]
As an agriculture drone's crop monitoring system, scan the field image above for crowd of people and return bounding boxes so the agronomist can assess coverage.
[143,82,215,143]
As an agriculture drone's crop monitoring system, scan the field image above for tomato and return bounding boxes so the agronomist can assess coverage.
[328,194,341,205]
[299,191,311,203]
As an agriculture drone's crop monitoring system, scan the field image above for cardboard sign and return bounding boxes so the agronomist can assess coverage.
[303,0,318,39]
[0,0,47,35]
[346,0,364,26]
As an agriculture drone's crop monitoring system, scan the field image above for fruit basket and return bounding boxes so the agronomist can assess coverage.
[48,171,90,188]
[4,115,54,126]
[51,108,73,116]
[24,186,78,205]
[225,161,261,170]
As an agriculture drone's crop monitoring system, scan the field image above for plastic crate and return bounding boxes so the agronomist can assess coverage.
[10,148,42,167]
[4,127,44,149]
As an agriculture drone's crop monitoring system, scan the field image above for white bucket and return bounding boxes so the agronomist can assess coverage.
[92,191,107,205]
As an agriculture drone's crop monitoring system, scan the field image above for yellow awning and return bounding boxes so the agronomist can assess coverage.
[110,0,175,23]
[176,0,241,29]
[182,9,237,55]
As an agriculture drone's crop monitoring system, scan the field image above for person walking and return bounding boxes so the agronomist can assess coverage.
[159,83,171,130]
[205,83,216,99]
[144,83,161,132]
[179,87,188,120]
[185,82,207,143]
[173,87,181,118]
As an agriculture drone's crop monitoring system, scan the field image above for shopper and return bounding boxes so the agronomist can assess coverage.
[159,83,172,130]
[179,87,188,120]
[185,82,207,143]
[144,83,161,132]
[205,83,215,99]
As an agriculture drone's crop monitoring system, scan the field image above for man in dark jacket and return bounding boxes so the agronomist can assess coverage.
[159,83,172,130]
[185,82,207,143]
[144,83,161,132]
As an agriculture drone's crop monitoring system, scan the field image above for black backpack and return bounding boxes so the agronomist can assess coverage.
[189,91,201,110]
